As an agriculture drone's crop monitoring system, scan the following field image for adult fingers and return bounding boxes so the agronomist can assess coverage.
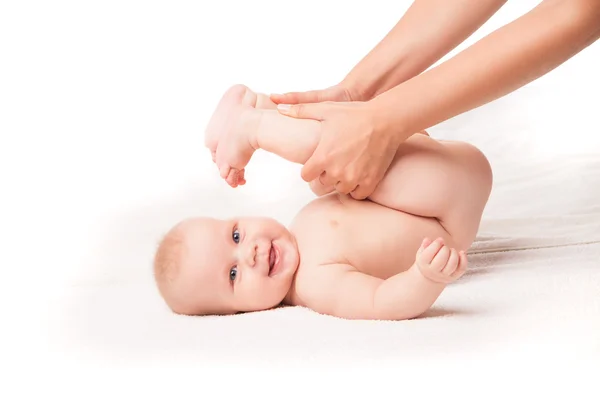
[335,179,357,195]
[318,172,338,188]
[276,102,326,121]
[350,175,380,199]
[350,166,385,200]
[270,90,326,105]
[301,151,326,183]
[350,184,373,200]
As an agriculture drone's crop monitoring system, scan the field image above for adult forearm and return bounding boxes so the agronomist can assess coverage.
[343,0,508,101]
[373,265,445,320]
[371,0,600,139]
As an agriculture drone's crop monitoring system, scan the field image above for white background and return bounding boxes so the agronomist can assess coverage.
[1,1,598,398]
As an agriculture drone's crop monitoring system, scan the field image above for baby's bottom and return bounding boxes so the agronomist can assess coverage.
[374,135,492,251]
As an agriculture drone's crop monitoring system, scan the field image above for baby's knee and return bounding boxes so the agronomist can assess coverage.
[457,142,493,195]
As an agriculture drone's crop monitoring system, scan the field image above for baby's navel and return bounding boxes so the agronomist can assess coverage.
[329,219,339,228]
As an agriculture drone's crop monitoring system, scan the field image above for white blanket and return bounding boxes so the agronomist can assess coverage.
[57,154,600,363]
[39,130,599,400]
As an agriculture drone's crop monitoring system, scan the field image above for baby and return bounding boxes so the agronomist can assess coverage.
[153,84,493,320]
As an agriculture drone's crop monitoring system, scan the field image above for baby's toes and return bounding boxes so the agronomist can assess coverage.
[237,169,246,185]
[227,169,248,187]
[226,169,241,187]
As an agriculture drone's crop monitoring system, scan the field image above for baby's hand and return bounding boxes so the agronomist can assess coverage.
[415,237,467,284]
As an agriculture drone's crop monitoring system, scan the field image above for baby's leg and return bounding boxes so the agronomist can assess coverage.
[369,134,493,250]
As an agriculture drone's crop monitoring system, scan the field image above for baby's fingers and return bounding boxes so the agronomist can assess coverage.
[452,251,468,278]
[430,245,450,272]
[418,237,443,264]
[442,248,459,276]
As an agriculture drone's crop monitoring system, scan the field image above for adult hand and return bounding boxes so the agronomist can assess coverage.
[270,83,359,105]
[277,101,406,200]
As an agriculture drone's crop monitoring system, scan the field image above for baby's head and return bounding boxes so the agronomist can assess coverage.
[153,216,300,316]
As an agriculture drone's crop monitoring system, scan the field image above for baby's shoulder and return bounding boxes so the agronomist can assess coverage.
[291,194,343,226]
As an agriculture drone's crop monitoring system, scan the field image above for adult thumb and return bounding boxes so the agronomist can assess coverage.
[276,103,325,121]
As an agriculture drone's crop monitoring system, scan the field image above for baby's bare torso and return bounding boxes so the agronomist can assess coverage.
[289,193,440,281]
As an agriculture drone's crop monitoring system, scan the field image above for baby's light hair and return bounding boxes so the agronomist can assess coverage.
[152,217,239,316]
[152,225,186,310]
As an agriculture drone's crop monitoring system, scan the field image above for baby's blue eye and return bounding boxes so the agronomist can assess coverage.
[230,266,237,281]
[232,229,240,244]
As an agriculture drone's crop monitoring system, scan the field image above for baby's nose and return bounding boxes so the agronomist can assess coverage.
[241,244,257,267]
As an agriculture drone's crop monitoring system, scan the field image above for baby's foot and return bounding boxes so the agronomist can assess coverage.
[204,84,260,187]
[414,237,467,284]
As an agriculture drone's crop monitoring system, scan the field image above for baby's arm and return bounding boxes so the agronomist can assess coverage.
[304,237,466,320]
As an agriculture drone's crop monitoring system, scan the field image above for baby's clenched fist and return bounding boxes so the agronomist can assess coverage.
[415,237,467,284]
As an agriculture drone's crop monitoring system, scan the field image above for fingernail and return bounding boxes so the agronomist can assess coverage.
[277,104,290,112]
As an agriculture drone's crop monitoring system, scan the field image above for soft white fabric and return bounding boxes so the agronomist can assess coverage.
[55,154,600,366]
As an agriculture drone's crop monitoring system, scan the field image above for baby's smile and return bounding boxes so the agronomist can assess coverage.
[268,242,283,276]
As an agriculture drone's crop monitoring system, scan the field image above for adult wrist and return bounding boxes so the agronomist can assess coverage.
[338,76,372,102]
[364,96,410,149]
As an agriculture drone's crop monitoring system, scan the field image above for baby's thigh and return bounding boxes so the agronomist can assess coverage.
[430,139,493,248]
[372,134,493,250]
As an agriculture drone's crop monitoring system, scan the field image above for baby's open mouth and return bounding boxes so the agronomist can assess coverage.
[268,244,279,276]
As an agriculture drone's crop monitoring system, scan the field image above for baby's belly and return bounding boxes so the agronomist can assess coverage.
[337,199,446,279]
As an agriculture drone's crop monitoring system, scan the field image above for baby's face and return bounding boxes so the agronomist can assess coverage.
[172,216,299,315]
